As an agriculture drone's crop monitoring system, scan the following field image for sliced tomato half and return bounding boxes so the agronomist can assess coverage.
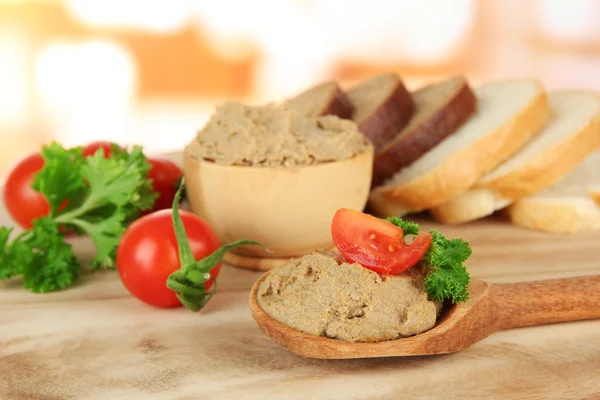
[331,208,431,275]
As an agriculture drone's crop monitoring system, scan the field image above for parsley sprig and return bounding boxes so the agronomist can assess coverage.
[0,142,158,292]
[0,219,79,292]
[387,217,472,304]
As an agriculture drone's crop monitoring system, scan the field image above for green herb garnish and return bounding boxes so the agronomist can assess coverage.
[0,142,158,292]
[386,217,420,236]
[387,217,471,303]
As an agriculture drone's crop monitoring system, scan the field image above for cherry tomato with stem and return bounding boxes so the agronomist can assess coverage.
[116,208,221,308]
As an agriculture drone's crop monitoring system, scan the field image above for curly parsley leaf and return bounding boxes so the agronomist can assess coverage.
[0,227,17,279]
[386,216,420,236]
[31,143,86,216]
[53,147,158,269]
[21,218,81,292]
[424,229,471,304]
[110,145,157,222]
[0,219,80,293]
[383,216,472,304]
[74,212,126,270]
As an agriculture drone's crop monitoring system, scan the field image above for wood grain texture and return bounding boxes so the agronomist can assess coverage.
[494,275,600,329]
[1,188,600,399]
[250,275,600,359]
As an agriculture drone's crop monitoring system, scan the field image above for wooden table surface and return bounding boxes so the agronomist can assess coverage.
[1,155,600,399]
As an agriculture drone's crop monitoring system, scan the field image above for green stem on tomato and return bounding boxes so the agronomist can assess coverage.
[166,179,263,312]
[185,269,210,284]
[165,279,206,296]
[170,181,197,272]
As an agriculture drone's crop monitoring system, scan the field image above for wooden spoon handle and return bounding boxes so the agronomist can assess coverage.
[492,275,600,330]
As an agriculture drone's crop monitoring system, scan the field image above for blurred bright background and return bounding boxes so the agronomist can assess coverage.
[1,0,600,178]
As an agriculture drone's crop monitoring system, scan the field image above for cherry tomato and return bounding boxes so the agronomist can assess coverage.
[116,209,221,308]
[3,153,50,229]
[331,208,432,275]
[147,157,183,212]
[82,141,120,158]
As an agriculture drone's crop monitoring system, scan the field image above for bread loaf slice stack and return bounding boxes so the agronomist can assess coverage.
[370,76,477,186]
[285,81,353,118]
[369,79,549,217]
[346,73,414,152]
[506,151,600,233]
[431,91,600,224]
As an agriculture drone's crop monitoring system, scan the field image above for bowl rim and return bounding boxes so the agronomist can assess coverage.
[183,140,374,172]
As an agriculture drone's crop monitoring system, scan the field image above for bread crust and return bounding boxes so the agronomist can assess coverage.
[287,81,354,118]
[323,85,354,119]
[429,189,512,224]
[507,197,600,233]
[366,190,413,218]
[369,83,549,215]
[479,94,600,199]
[349,74,415,153]
[371,76,476,186]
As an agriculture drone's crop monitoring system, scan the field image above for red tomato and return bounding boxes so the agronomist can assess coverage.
[3,153,50,229]
[82,141,120,158]
[331,208,432,275]
[116,209,221,308]
[147,157,183,212]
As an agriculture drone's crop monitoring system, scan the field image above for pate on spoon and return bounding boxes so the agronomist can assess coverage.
[250,274,600,359]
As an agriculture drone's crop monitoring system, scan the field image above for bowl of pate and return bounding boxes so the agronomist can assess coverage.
[184,101,374,258]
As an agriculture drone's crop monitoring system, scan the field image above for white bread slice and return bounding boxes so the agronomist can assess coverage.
[431,91,600,224]
[507,151,600,233]
[371,75,476,186]
[368,79,549,217]
[285,81,353,118]
[347,73,414,153]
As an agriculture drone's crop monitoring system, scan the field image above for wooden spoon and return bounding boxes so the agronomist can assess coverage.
[249,274,600,359]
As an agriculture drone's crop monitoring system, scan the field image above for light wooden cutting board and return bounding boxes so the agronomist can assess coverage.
[1,153,599,399]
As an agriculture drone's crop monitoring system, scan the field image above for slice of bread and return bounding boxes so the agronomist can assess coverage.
[347,73,414,152]
[431,91,600,224]
[372,75,476,186]
[369,79,549,217]
[507,151,600,233]
[285,81,353,118]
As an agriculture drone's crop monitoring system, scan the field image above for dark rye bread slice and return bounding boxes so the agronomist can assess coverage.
[347,73,414,152]
[372,76,477,187]
[285,81,353,118]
